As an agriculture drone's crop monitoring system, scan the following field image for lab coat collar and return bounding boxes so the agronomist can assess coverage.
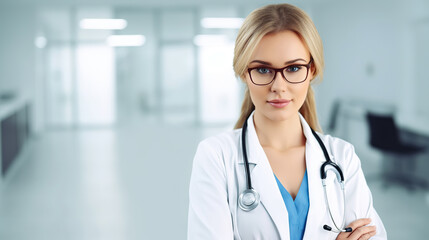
[299,113,333,239]
[238,111,329,239]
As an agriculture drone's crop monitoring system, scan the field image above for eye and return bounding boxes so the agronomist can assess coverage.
[256,67,272,74]
[285,65,302,72]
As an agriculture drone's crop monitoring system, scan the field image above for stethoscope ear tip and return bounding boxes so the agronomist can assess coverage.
[323,225,332,231]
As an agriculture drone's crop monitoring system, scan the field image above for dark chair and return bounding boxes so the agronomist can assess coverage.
[366,112,427,190]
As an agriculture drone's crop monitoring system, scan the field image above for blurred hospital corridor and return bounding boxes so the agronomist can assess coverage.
[0,118,202,239]
[1,0,429,239]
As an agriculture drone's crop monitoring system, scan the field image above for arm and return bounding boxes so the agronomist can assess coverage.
[187,140,234,240]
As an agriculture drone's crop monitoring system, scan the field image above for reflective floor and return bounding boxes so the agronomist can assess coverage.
[0,120,428,239]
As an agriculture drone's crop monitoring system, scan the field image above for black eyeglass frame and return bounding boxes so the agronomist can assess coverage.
[247,59,313,86]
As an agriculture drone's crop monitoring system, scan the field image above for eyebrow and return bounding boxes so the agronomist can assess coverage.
[249,58,308,66]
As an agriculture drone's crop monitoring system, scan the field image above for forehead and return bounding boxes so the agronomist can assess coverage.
[250,30,310,64]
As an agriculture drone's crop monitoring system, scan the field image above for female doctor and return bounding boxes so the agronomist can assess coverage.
[188,3,387,240]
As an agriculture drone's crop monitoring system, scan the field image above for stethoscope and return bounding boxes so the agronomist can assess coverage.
[238,116,353,233]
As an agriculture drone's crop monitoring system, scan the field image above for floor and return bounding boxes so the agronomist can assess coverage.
[0,120,428,239]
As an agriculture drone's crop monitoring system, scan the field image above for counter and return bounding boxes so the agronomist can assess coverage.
[0,96,31,176]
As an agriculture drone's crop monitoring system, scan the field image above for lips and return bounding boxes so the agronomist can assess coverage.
[267,99,291,108]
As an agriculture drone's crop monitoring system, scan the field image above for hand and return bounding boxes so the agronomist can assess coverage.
[336,218,376,240]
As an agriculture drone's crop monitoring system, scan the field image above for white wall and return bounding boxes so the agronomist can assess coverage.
[0,5,41,134]
[304,0,429,180]
[313,0,399,124]
[0,6,36,97]
[312,0,429,143]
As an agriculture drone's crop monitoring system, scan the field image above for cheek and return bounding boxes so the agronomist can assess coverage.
[294,82,310,103]
[247,85,264,105]
[246,79,265,104]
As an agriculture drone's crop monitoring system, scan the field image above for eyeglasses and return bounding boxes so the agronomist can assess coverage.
[247,59,312,86]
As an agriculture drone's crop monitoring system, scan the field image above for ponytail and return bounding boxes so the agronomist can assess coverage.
[299,86,322,132]
[234,88,254,129]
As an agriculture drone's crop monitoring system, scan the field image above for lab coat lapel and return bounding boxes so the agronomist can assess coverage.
[241,113,290,239]
[299,114,330,239]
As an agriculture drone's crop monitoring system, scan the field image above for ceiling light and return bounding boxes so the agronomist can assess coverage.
[107,35,145,47]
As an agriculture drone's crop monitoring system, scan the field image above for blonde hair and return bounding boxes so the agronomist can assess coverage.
[233,4,324,131]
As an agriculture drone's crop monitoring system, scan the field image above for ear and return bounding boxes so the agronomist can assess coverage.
[310,59,316,74]
[309,61,317,80]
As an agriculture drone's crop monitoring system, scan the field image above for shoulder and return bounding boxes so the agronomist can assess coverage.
[198,129,241,152]
[194,129,241,167]
[316,133,358,167]
[318,133,355,153]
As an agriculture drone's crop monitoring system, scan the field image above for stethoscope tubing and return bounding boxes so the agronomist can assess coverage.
[322,179,349,233]
[241,119,252,190]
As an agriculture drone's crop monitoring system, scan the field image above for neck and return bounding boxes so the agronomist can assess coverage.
[253,111,306,151]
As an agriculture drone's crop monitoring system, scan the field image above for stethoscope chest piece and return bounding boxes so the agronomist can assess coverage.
[238,188,260,211]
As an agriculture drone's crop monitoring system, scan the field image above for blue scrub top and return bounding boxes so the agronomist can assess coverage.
[274,171,309,240]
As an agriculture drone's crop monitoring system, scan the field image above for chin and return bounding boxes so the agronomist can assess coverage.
[263,108,297,122]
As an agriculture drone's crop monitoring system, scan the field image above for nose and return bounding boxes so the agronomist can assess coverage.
[270,71,287,93]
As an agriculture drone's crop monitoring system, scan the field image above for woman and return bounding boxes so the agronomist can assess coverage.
[188,3,387,240]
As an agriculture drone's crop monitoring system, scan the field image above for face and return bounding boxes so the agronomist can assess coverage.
[245,30,313,123]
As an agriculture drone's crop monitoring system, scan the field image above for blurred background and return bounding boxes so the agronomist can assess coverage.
[0,0,428,239]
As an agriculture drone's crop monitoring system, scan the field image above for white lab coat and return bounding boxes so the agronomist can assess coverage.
[188,113,387,239]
